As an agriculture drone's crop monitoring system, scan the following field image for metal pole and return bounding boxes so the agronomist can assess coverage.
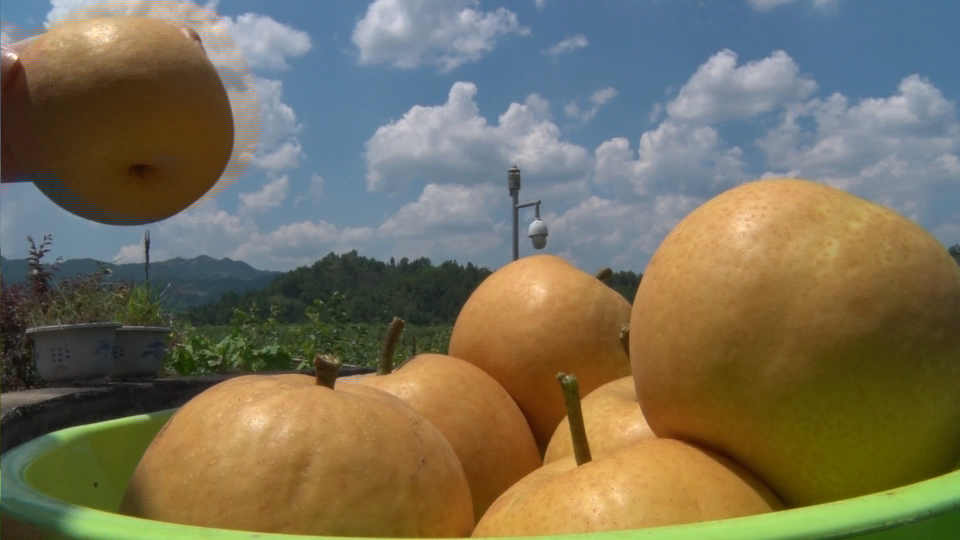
[512,190,519,261]
[508,165,521,261]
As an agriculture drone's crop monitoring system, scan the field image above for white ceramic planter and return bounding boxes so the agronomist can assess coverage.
[25,322,121,385]
[110,326,172,381]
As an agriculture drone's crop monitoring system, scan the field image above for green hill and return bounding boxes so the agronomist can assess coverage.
[184,251,643,327]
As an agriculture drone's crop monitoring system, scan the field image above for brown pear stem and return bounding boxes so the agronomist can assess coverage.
[377,317,406,375]
[314,354,341,389]
[594,267,613,281]
[557,372,592,466]
[619,324,630,357]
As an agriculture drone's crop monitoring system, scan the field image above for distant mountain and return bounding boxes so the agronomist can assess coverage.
[0,254,282,310]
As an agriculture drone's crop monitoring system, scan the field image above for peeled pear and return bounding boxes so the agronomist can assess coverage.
[631,178,960,507]
[449,254,632,452]
[3,15,234,225]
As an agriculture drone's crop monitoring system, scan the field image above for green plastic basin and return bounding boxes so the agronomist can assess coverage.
[1,408,959,540]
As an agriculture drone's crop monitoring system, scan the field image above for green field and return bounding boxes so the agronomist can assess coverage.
[162,321,453,377]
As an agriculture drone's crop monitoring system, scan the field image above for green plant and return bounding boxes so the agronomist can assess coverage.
[21,264,126,327]
[164,303,294,376]
[2,235,67,391]
[1,279,42,392]
[3,235,126,391]
[115,282,173,327]
[25,234,63,299]
[293,293,372,369]
[162,292,388,376]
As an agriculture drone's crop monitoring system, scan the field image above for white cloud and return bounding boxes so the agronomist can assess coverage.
[544,34,588,57]
[666,49,818,124]
[591,87,618,106]
[251,78,307,172]
[233,221,376,270]
[758,75,960,180]
[216,13,312,71]
[747,0,840,11]
[935,154,960,175]
[364,82,592,199]
[351,0,530,72]
[747,0,795,10]
[757,74,960,204]
[379,183,500,239]
[648,102,663,124]
[565,87,618,126]
[107,199,374,271]
[295,174,326,206]
[239,175,290,214]
[541,193,705,273]
[379,184,504,260]
[113,243,145,264]
[254,140,305,172]
[535,0,548,10]
[594,120,747,198]
[111,201,258,263]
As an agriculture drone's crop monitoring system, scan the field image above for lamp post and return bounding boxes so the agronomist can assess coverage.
[508,164,548,261]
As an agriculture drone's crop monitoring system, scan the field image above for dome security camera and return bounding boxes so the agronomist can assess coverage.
[528,219,549,250]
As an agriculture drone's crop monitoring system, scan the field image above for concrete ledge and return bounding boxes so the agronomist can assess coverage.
[0,365,375,456]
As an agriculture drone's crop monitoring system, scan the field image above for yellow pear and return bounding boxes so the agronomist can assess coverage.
[449,254,632,453]
[544,326,654,464]
[119,355,474,537]
[544,375,655,465]
[338,318,542,523]
[473,373,782,537]
[3,15,234,225]
[631,178,960,507]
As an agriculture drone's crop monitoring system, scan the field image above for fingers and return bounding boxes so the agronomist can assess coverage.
[179,26,205,52]
[2,47,25,182]
[1,46,21,92]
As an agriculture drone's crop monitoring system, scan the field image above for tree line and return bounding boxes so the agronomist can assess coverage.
[184,251,643,327]
[184,244,960,328]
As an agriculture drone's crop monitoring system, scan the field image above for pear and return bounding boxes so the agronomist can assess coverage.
[449,254,631,453]
[338,317,542,523]
[544,326,655,464]
[631,178,960,507]
[3,15,234,225]
[473,373,782,537]
[119,355,474,537]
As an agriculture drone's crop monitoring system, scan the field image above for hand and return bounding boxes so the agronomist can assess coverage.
[1,25,206,184]
[1,41,28,183]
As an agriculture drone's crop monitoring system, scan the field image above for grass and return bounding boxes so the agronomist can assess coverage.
[156,316,454,379]
[188,322,453,368]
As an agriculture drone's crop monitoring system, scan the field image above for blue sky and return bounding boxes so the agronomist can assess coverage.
[2,0,959,275]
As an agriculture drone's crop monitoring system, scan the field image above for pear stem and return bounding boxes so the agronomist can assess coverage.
[377,317,406,375]
[557,372,592,466]
[594,267,613,281]
[619,324,630,357]
[314,354,341,389]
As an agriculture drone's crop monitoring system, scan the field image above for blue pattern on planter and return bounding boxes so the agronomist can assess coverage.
[93,339,112,355]
[142,342,166,360]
